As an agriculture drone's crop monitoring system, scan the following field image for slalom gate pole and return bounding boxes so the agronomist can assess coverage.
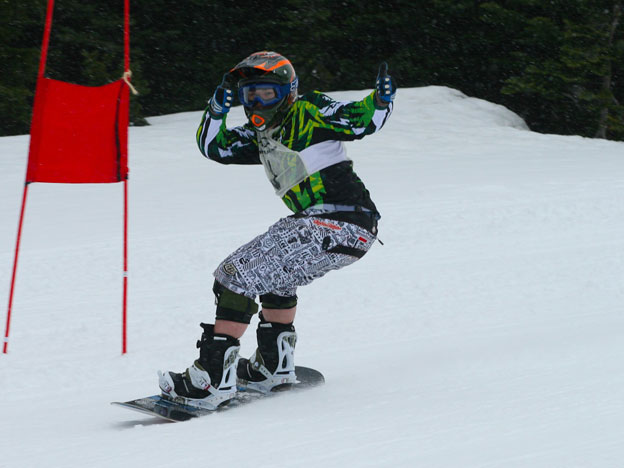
[4,0,53,354]
[3,184,30,354]
[124,0,130,72]
[37,0,55,79]
[121,0,130,355]
[122,179,128,354]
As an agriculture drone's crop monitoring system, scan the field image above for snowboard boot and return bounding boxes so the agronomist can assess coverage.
[158,323,240,410]
[237,315,297,393]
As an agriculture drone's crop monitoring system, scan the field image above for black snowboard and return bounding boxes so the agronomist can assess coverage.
[112,366,324,422]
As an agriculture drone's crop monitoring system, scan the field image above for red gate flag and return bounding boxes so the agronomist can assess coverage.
[4,0,133,355]
[26,77,129,183]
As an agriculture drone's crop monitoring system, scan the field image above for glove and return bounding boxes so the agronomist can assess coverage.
[209,73,234,116]
[375,62,396,104]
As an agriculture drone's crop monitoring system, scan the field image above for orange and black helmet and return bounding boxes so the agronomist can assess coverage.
[230,51,298,131]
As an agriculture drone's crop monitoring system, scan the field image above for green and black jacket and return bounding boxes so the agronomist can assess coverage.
[196,90,393,229]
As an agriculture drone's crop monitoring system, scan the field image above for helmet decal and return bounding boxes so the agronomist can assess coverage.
[253,59,291,73]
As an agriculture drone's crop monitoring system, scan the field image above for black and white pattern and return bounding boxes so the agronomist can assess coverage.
[214,216,376,298]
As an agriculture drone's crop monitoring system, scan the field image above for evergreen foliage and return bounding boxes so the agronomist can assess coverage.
[1,0,45,135]
[1,0,622,140]
[497,0,624,139]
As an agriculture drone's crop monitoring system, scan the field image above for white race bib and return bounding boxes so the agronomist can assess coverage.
[257,130,350,197]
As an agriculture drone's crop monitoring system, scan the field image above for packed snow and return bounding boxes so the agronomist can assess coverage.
[1,86,623,467]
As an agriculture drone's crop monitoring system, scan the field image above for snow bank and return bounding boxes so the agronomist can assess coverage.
[1,87,623,468]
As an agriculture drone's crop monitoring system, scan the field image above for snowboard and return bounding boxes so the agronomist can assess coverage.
[112,366,324,422]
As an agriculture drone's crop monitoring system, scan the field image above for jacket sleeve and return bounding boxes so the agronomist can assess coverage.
[196,108,261,165]
[299,91,393,144]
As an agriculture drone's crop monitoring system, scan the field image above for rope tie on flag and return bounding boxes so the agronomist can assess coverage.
[123,70,139,95]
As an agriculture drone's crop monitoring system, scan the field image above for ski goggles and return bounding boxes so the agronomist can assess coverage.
[238,79,298,108]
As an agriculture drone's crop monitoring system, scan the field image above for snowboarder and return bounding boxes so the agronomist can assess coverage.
[159,51,396,409]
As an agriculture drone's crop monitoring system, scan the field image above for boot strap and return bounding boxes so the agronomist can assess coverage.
[251,358,274,379]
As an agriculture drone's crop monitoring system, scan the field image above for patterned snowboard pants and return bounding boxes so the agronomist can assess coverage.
[214,215,376,298]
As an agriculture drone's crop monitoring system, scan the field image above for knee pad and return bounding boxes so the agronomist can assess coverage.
[213,280,258,324]
[260,293,298,310]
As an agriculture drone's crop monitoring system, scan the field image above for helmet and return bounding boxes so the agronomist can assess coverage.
[230,51,298,131]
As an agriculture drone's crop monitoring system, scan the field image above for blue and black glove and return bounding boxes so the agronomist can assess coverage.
[375,62,396,104]
[209,73,234,117]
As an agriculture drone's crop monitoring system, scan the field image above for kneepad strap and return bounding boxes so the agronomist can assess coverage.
[260,293,298,310]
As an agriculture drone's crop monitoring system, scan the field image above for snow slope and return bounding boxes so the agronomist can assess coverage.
[1,86,623,467]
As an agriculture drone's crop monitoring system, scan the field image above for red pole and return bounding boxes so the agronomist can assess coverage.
[122,0,130,355]
[4,0,54,354]
[122,179,128,354]
[38,0,55,79]
[124,0,130,72]
[4,0,52,354]
[4,184,30,354]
